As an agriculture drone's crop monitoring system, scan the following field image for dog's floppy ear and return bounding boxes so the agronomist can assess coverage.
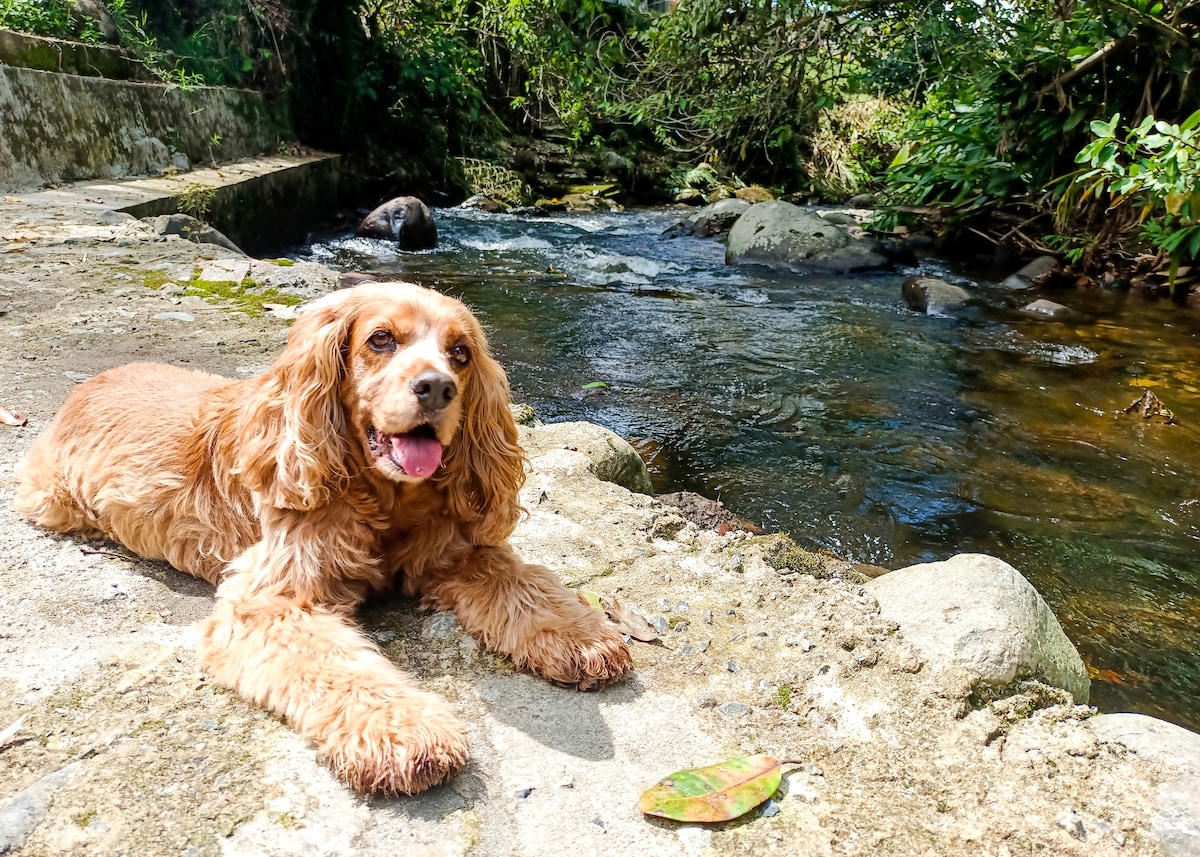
[438,333,526,544]
[234,294,354,510]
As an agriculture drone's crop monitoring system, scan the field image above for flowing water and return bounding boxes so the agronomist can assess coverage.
[299,206,1200,731]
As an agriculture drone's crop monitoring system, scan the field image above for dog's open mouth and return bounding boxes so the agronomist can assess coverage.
[367,424,443,479]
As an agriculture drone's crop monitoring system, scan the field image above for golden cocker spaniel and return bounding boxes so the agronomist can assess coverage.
[15,281,633,794]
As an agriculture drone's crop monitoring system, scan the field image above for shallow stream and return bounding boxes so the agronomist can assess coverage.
[299,206,1200,730]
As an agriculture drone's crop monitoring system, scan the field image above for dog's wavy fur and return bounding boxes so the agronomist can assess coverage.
[15,281,632,794]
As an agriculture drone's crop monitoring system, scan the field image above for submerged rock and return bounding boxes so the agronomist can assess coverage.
[1021,298,1073,319]
[725,200,888,274]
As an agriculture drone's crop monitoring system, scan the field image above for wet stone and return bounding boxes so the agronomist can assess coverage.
[718,702,751,716]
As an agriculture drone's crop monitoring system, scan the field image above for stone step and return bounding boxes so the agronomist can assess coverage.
[0,154,339,253]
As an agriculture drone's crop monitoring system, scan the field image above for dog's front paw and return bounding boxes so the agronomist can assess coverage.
[320,690,469,795]
[522,620,633,691]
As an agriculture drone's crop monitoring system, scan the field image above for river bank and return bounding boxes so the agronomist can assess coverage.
[1,181,1199,856]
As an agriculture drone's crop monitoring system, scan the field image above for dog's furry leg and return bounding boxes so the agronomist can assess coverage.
[422,545,633,690]
[197,547,468,794]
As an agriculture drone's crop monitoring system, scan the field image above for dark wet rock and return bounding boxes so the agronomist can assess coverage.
[355,196,438,249]
[906,233,936,252]
[149,213,244,255]
[664,198,752,240]
[725,201,889,274]
[1021,298,1072,319]
[1001,255,1059,289]
[902,275,974,316]
[847,192,877,207]
[873,238,918,267]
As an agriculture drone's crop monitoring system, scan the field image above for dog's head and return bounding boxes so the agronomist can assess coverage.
[235,282,525,543]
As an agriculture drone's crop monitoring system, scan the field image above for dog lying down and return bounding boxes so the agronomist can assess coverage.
[15,281,633,794]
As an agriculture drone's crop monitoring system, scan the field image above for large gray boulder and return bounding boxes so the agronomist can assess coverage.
[1091,714,1200,857]
[868,553,1090,702]
[725,200,888,274]
[355,196,438,249]
[518,421,653,495]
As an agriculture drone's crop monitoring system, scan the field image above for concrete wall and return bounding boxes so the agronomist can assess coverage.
[0,30,149,80]
[0,64,290,192]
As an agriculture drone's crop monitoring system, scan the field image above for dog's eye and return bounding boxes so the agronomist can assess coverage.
[368,330,396,352]
[449,343,472,365]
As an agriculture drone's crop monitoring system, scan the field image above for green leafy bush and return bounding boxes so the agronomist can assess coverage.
[1065,110,1200,292]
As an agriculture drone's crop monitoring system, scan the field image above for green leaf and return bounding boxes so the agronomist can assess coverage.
[581,381,609,389]
[638,755,788,823]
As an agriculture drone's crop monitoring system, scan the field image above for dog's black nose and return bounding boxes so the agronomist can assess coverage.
[411,371,457,410]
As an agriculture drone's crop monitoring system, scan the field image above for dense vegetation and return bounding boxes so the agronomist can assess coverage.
[3,0,1197,282]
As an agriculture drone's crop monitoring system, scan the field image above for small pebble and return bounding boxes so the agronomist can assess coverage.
[589,817,606,832]
[1056,810,1086,840]
[718,702,750,716]
[702,609,713,625]
[153,311,195,322]
[804,764,823,777]
[371,629,396,644]
[680,645,694,655]
[700,639,710,652]
[759,798,781,818]
[650,615,669,634]
[514,787,534,799]
[726,661,738,673]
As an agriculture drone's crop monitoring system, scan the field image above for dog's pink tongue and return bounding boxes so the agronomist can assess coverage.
[389,434,442,478]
